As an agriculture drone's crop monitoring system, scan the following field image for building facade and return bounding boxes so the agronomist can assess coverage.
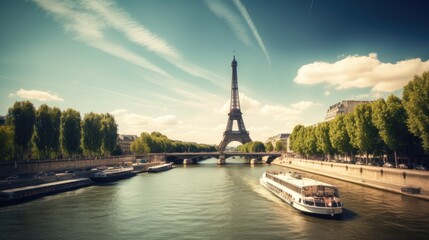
[117,134,138,154]
[325,100,371,121]
[266,133,290,152]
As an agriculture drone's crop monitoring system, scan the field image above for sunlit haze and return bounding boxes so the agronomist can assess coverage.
[1,0,428,145]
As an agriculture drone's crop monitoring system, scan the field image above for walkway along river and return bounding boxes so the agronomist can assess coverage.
[1,157,428,240]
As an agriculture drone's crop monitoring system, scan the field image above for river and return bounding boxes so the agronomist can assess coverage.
[1,157,428,240]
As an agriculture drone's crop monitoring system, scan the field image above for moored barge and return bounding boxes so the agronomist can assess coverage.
[147,162,174,173]
[0,178,92,206]
[90,167,136,183]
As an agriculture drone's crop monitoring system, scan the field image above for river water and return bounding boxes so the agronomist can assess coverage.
[1,157,428,240]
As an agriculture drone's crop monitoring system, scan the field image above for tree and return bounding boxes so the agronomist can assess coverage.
[130,132,150,154]
[371,96,412,167]
[402,71,429,153]
[101,113,118,156]
[304,126,318,158]
[352,103,385,164]
[315,122,334,160]
[6,101,36,159]
[61,109,81,157]
[290,124,305,155]
[0,125,14,161]
[274,140,284,152]
[251,141,266,152]
[329,115,354,160]
[33,104,53,159]
[265,142,274,152]
[50,107,61,158]
[82,112,103,156]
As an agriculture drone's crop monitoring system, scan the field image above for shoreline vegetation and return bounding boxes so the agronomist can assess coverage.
[0,105,216,163]
[288,71,429,167]
[1,71,428,168]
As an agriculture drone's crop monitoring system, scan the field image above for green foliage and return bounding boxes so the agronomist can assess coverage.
[101,113,118,156]
[403,71,429,153]
[130,133,150,154]
[51,107,61,157]
[274,140,284,152]
[237,141,266,152]
[290,125,305,155]
[371,96,413,166]
[33,104,61,159]
[6,101,36,159]
[130,131,216,153]
[329,115,354,155]
[352,103,385,160]
[315,122,334,158]
[111,144,123,156]
[61,109,81,157]
[82,112,103,156]
[0,125,14,160]
[265,142,274,152]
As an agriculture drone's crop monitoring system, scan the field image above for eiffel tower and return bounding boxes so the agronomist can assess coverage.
[218,56,252,152]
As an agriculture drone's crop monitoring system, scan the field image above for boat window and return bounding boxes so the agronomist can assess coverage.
[301,185,339,197]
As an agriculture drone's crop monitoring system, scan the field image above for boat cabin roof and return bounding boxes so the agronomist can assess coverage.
[268,171,336,188]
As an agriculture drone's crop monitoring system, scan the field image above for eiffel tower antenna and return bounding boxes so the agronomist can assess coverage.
[218,56,252,152]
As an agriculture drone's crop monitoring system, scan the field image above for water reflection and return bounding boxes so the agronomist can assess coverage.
[0,158,428,240]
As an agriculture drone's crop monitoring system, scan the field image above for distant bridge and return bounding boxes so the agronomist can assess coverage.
[146,152,282,165]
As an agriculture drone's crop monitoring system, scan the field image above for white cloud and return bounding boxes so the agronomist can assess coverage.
[259,104,301,121]
[33,0,170,77]
[110,109,179,134]
[294,53,429,92]
[154,115,179,125]
[9,89,64,102]
[205,0,252,46]
[233,0,270,63]
[324,91,331,96]
[206,0,270,63]
[33,0,224,87]
[290,101,322,110]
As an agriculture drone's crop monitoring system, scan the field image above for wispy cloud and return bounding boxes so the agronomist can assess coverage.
[290,101,322,110]
[9,89,64,102]
[205,0,270,63]
[33,0,170,77]
[233,0,270,63]
[82,0,225,88]
[294,53,429,92]
[33,0,224,87]
[205,0,252,46]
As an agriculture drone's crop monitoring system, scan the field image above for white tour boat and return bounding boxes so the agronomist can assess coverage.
[260,170,343,216]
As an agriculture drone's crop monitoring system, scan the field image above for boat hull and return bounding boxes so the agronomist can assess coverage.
[260,177,342,216]
[0,178,92,206]
[91,171,136,183]
[147,163,174,173]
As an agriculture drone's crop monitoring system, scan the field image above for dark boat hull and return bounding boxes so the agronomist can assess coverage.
[90,172,136,183]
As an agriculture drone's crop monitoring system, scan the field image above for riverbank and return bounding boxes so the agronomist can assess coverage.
[0,156,138,179]
[272,157,429,201]
[0,161,162,206]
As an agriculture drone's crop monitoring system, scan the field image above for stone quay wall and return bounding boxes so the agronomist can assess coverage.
[278,157,429,192]
[0,156,135,178]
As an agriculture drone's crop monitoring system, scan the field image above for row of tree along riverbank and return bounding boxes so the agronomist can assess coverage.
[0,102,119,161]
[0,102,218,162]
[289,71,429,167]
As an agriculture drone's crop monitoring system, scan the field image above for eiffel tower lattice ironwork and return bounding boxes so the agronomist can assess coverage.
[218,56,252,151]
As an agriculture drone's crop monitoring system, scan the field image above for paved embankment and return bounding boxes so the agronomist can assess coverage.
[0,156,136,178]
[272,157,429,201]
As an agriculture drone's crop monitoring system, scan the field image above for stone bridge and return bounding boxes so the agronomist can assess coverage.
[146,152,282,165]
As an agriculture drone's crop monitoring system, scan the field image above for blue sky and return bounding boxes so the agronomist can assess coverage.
[1,0,429,146]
